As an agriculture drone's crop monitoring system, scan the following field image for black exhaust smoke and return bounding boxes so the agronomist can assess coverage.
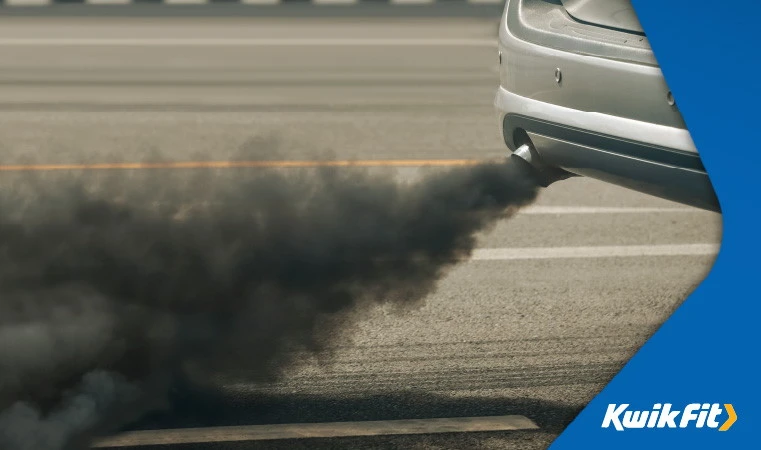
[0,160,539,449]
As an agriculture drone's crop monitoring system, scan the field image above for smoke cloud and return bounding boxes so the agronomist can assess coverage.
[0,160,539,449]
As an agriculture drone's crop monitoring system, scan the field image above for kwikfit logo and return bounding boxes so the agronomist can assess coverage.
[602,403,737,431]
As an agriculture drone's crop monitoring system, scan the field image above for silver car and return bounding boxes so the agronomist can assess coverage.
[496,0,719,211]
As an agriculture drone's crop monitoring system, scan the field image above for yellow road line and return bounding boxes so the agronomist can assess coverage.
[0,159,485,172]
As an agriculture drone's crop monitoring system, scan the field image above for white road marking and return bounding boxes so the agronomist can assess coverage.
[84,0,132,4]
[314,0,359,4]
[241,0,281,4]
[0,38,497,47]
[471,244,719,261]
[391,0,436,5]
[519,206,701,215]
[93,415,538,447]
[4,0,51,5]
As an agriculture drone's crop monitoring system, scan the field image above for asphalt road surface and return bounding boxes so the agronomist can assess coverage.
[0,16,722,449]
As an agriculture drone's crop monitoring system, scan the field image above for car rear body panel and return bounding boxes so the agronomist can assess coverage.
[501,0,682,128]
[506,0,653,65]
[496,0,719,210]
[560,0,645,33]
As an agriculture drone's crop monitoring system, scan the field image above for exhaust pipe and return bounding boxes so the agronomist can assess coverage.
[509,142,574,187]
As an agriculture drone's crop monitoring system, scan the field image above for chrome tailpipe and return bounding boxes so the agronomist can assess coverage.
[509,143,575,187]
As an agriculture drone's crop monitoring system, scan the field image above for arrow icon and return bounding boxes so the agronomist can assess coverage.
[719,404,737,431]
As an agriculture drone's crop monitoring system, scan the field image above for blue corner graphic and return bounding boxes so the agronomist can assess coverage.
[551,0,760,448]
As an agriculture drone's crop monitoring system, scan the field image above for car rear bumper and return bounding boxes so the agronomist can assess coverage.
[496,0,719,211]
[495,87,698,155]
[495,88,719,211]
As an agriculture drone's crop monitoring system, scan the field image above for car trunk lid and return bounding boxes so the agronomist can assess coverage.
[560,0,645,34]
